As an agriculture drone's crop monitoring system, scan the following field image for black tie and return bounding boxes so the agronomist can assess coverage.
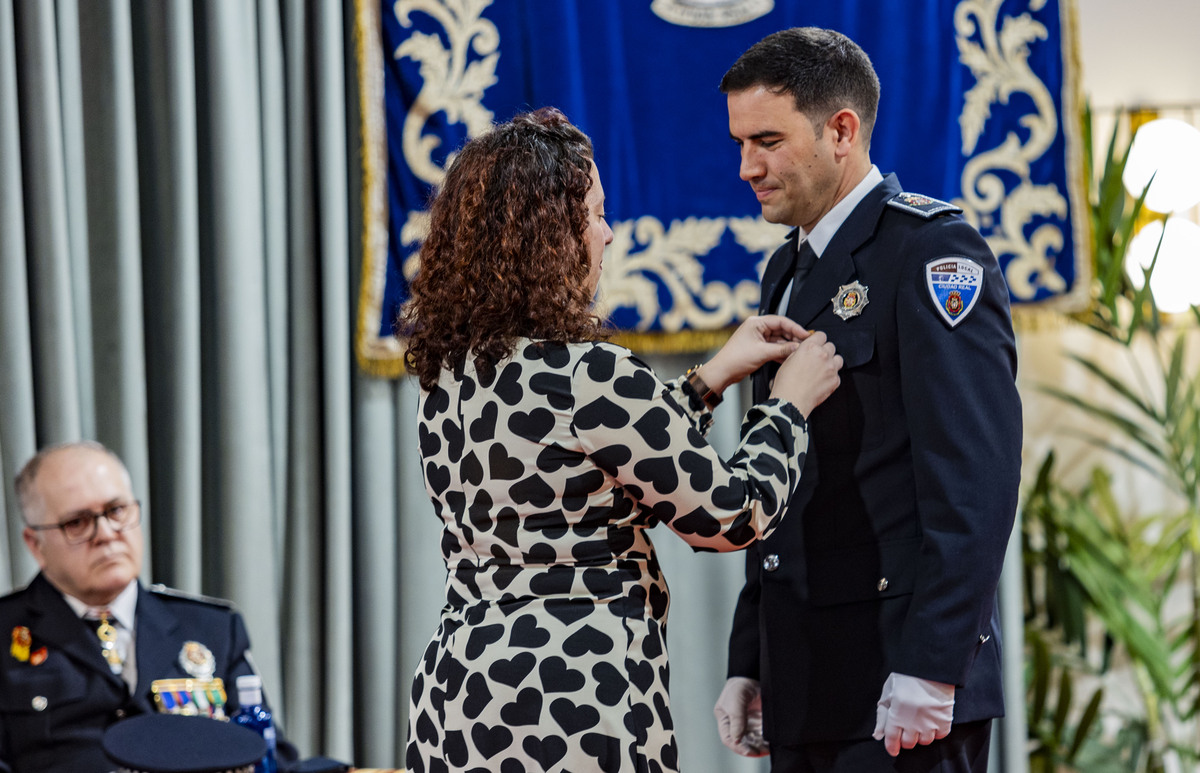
[759,240,818,397]
[783,240,819,317]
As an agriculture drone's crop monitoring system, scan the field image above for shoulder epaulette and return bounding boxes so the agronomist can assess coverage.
[886,191,962,219]
[149,583,237,610]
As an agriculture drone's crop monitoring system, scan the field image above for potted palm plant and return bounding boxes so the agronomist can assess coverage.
[1022,104,1200,773]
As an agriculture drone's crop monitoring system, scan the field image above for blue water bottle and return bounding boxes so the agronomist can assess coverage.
[232,674,277,773]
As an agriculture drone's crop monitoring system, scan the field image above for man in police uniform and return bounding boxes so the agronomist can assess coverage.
[0,441,291,773]
[712,28,1022,772]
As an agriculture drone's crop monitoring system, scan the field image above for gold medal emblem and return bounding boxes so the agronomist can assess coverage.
[11,626,31,662]
[178,640,217,680]
[831,281,870,320]
[96,616,123,672]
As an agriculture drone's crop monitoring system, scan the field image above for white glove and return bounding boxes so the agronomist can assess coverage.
[714,676,770,757]
[872,672,955,757]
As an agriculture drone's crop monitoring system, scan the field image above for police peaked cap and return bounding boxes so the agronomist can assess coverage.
[102,714,267,773]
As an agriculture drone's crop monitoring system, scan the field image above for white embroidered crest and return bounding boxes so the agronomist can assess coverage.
[178,641,216,680]
[925,257,984,328]
[650,0,773,27]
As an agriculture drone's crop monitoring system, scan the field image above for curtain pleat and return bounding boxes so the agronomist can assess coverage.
[313,0,356,759]
[278,0,327,753]
[350,379,400,765]
[0,0,38,581]
[130,0,205,592]
[13,0,87,444]
[52,0,96,438]
[77,0,151,525]
[257,0,289,575]
[196,0,284,710]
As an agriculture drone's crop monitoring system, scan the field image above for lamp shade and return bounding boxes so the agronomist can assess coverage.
[1122,118,1200,214]
[1125,216,1200,313]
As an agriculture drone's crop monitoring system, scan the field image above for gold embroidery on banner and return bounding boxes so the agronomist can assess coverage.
[596,217,763,333]
[355,0,501,376]
[953,0,1083,305]
[727,216,793,281]
[394,0,500,187]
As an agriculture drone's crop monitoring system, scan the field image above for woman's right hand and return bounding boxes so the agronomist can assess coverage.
[769,330,842,419]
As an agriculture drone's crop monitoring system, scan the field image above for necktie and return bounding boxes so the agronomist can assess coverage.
[760,240,819,395]
[784,240,820,318]
[765,249,797,313]
[86,609,123,674]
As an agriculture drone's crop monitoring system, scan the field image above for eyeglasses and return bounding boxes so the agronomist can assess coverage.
[27,500,142,545]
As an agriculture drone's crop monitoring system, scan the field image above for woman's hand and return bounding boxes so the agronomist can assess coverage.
[695,315,810,398]
[769,330,842,419]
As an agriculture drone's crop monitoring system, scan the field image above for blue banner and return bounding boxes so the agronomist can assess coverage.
[356,0,1086,376]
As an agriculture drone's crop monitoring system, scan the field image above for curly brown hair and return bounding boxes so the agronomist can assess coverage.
[398,107,609,390]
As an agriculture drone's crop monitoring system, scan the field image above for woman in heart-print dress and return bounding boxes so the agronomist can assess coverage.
[399,108,843,773]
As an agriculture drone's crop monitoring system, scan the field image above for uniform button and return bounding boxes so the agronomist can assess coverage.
[979,634,991,644]
[877,577,889,592]
[32,696,47,712]
[116,709,127,719]
[762,554,781,572]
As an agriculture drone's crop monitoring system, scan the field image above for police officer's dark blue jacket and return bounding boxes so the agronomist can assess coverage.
[0,574,293,773]
[732,173,1023,744]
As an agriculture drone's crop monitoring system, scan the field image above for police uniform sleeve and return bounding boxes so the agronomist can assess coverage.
[0,720,11,773]
[893,217,1022,685]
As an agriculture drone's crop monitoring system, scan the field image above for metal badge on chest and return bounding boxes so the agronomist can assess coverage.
[831,280,869,320]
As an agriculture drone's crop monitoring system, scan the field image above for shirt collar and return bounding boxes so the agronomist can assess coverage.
[64,579,139,629]
[802,165,884,257]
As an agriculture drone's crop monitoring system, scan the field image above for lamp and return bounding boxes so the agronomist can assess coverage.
[1121,118,1200,214]
[1124,216,1200,314]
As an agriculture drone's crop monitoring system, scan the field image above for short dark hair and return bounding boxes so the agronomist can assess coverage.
[720,27,880,147]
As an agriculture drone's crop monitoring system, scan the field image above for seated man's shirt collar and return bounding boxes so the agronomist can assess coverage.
[63,578,139,629]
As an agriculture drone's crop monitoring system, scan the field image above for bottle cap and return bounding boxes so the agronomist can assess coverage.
[235,674,263,706]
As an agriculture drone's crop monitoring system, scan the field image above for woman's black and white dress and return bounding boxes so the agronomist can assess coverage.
[405,339,808,773]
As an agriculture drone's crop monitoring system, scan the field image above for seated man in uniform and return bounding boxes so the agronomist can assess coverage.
[0,441,299,773]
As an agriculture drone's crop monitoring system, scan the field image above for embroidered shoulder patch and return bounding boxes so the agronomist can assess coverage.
[887,191,962,219]
[925,257,984,328]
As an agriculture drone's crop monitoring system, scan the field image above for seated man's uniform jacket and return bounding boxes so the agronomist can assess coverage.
[0,573,286,773]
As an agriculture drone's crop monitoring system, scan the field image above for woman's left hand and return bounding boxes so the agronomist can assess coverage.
[694,315,810,398]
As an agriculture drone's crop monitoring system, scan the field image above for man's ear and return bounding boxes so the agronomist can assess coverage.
[23,527,48,569]
[827,109,862,157]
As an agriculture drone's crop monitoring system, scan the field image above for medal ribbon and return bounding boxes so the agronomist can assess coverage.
[88,609,123,674]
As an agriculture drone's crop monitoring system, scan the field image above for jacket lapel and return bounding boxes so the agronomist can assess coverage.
[790,174,902,326]
[130,585,183,709]
[758,229,800,315]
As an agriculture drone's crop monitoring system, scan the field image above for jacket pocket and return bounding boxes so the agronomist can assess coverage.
[809,326,881,454]
[0,664,88,742]
[807,536,920,607]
